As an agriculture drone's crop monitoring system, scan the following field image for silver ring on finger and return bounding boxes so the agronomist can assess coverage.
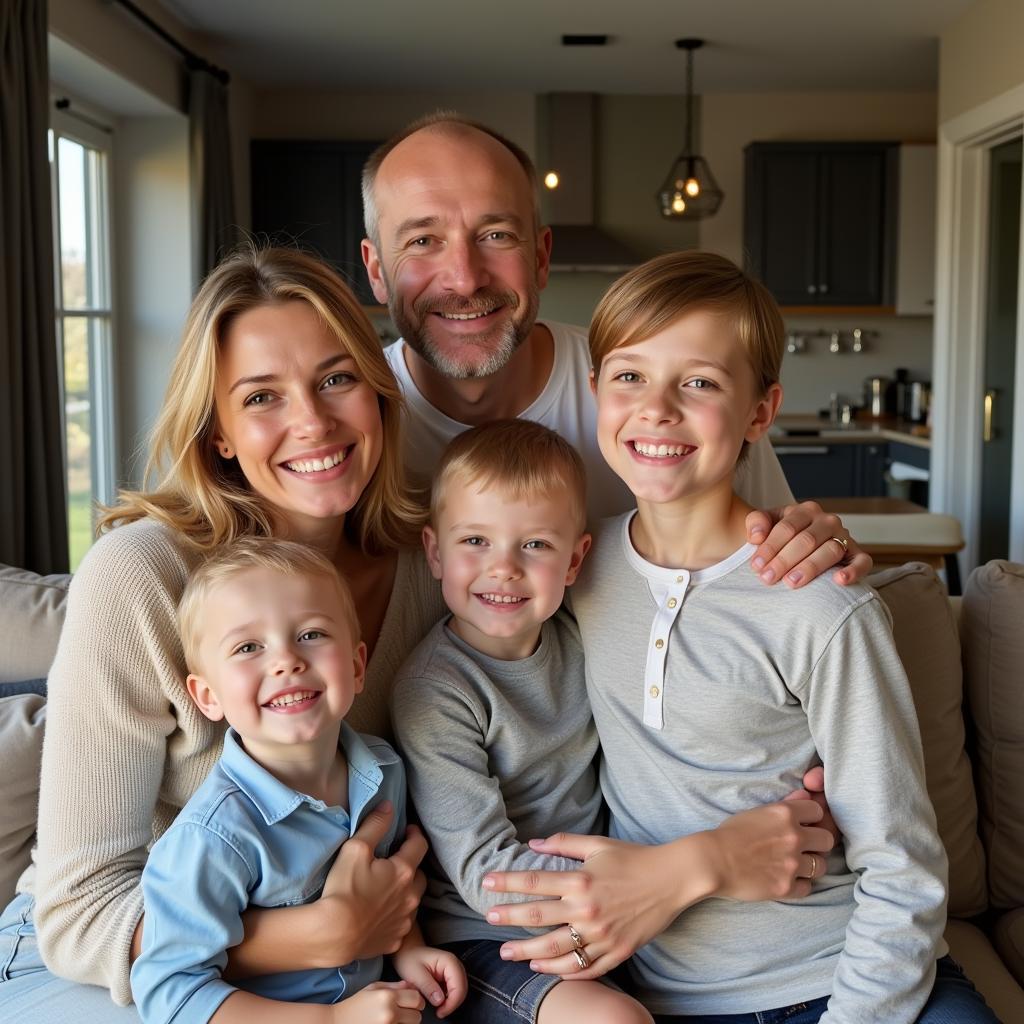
[568,924,584,950]
[572,947,590,970]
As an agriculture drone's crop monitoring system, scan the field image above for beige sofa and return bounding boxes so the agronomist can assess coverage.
[1,559,1022,1020]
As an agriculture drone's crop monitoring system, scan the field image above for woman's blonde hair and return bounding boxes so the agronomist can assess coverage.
[589,250,785,396]
[98,244,423,553]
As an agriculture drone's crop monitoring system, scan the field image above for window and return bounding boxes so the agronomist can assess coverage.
[49,107,116,569]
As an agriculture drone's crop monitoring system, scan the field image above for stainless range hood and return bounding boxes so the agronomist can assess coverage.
[541,93,639,273]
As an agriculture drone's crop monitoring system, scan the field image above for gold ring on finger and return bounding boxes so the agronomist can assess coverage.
[830,536,849,554]
[568,924,584,950]
[808,853,819,878]
[572,948,590,970]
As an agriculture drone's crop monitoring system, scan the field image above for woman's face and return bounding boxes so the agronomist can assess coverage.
[213,300,383,538]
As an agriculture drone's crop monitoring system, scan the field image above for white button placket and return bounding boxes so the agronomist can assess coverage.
[643,572,690,729]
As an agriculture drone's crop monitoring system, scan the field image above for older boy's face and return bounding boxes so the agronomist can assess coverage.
[423,482,590,661]
[592,310,781,509]
[187,568,365,757]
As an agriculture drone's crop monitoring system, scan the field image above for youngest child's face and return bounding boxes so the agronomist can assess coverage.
[187,567,366,753]
[425,481,591,661]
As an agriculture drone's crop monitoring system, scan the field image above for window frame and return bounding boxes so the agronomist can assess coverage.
[49,104,118,552]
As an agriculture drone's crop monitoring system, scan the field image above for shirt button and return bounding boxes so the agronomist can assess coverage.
[649,685,660,698]
[655,638,665,649]
[667,597,677,609]
[676,575,685,583]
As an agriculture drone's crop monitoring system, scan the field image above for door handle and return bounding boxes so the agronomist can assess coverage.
[984,389,996,443]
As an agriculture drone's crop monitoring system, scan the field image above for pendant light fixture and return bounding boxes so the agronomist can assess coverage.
[657,38,724,220]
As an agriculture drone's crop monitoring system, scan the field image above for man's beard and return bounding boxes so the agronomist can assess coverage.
[385,279,540,381]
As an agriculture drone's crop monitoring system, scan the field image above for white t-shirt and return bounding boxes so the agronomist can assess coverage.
[384,320,794,521]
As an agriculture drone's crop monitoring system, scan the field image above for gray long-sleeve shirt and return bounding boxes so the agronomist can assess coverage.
[571,514,948,1021]
[390,611,602,944]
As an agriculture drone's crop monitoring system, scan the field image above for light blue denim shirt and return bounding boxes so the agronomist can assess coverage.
[130,723,406,1024]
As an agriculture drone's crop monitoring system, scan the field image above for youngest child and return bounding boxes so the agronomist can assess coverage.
[391,420,654,1024]
[130,537,465,1024]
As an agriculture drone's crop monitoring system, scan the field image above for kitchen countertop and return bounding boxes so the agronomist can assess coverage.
[771,414,931,449]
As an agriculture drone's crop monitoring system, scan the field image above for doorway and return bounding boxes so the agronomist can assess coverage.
[979,137,1022,563]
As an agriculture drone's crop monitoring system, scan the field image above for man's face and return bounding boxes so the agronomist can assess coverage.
[361,127,552,380]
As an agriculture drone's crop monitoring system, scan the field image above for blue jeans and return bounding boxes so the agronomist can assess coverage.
[0,892,140,1022]
[652,956,1001,1023]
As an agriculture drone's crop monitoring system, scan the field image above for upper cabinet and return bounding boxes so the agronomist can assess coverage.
[895,144,937,315]
[251,139,381,306]
[744,142,899,310]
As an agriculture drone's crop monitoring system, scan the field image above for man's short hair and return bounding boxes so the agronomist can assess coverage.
[588,250,785,397]
[178,537,359,671]
[361,110,541,246]
[431,420,588,535]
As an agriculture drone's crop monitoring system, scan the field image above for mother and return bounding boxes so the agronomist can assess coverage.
[0,246,837,1021]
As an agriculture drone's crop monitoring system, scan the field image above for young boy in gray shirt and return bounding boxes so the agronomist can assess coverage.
[391,420,653,1024]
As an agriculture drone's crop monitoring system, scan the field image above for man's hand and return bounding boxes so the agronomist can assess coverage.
[746,501,871,587]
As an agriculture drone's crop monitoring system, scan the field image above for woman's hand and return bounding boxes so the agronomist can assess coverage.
[316,802,428,965]
[745,501,871,587]
[483,800,834,980]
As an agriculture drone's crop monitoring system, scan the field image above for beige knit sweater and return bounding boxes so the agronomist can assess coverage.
[21,518,446,1006]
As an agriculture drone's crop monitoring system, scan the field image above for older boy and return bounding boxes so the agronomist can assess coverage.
[130,538,465,1024]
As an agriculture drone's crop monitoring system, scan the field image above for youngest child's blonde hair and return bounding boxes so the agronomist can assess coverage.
[178,537,358,671]
[432,420,588,533]
[589,250,785,396]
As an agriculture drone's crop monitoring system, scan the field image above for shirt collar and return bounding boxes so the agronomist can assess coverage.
[219,724,400,826]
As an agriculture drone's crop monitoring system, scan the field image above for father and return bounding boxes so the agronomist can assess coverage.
[359,111,869,585]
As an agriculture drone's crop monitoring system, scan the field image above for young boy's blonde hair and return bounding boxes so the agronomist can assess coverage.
[178,537,359,671]
[589,250,785,396]
[432,420,588,533]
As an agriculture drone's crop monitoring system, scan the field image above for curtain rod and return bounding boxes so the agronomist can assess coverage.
[109,0,230,85]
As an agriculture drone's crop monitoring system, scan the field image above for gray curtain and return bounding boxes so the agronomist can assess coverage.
[0,0,69,574]
[188,65,240,281]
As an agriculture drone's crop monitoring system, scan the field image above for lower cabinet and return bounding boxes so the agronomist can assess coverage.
[773,440,921,500]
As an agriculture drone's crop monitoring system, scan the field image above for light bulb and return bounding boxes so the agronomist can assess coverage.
[671,193,686,214]
[544,171,560,189]
[674,179,685,191]
[685,177,701,197]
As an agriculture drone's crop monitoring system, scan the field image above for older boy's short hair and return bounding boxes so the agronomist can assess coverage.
[589,250,785,396]
[178,537,358,671]
[432,420,588,534]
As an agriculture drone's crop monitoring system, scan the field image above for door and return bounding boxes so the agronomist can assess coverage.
[979,136,1022,564]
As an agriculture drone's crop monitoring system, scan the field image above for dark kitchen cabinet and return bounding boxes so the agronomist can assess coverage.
[744,142,898,308]
[251,139,381,305]
[774,442,857,499]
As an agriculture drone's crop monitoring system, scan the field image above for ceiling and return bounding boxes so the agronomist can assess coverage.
[160,0,974,93]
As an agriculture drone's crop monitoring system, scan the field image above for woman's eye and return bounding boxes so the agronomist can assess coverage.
[321,371,355,389]
[299,629,326,642]
[244,391,274,407]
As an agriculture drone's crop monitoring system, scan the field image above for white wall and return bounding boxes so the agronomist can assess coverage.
[113,117,192,486]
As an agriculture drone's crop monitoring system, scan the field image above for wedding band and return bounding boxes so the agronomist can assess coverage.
[830,536,849,554]
[568,924,584,950]
[808,853,819,879]
[572,948,590,970]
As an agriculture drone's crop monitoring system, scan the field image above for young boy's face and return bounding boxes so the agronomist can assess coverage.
[424,480,591,660]
[186,567,366,753]
[591,309,781,508]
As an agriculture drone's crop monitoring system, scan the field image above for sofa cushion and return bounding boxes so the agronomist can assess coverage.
[869,562,988,917]
[962,560,1024,911]
[0,564,70,683]
[0,694,46,909]
[995,908,1024,988]
[945,918,1024,1024]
